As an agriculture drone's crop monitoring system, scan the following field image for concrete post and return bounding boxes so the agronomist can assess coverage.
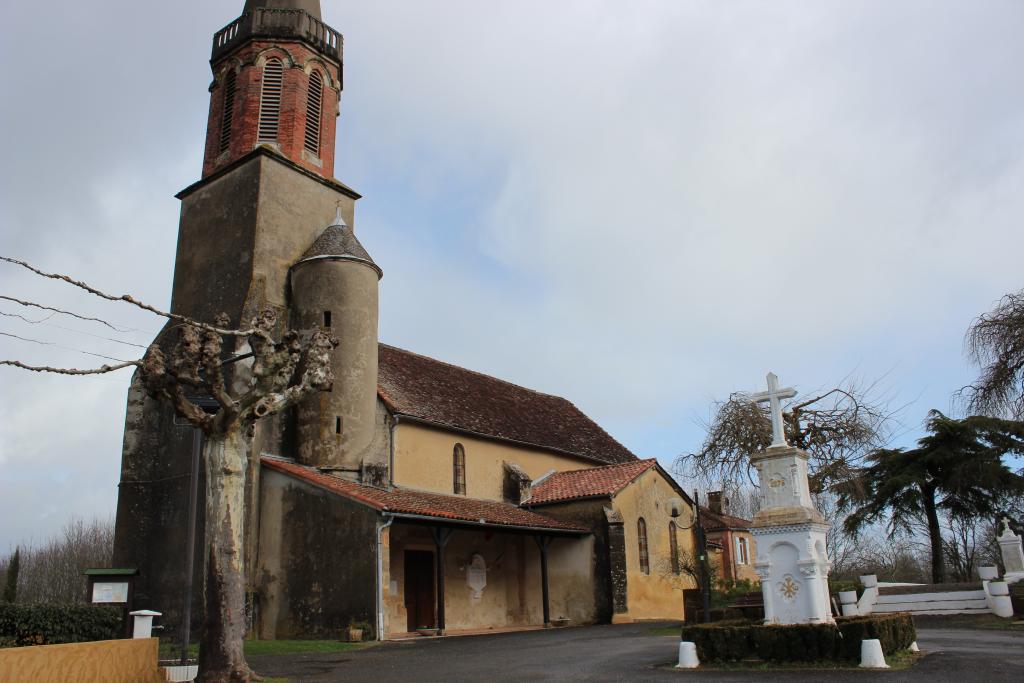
[129,610,161,639]
[677,642,700,669]
[859,639,889,669]
[838,590,859,617]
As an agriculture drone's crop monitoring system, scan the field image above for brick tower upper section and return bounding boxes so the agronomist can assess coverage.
[202,0,342,179]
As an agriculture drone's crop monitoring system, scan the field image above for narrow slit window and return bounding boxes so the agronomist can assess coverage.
[258,58,284,142]
[669,521,680,575]
[638,518,649,575]
[304,70,324,155]
[453,443,466,495]
[335,416,342,435]
[323,310,332,328]
[218,69,237,154]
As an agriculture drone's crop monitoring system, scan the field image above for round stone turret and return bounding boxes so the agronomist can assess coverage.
[291,210,381,476]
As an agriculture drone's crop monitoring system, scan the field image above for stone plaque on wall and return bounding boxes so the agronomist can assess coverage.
[467,554,487,599]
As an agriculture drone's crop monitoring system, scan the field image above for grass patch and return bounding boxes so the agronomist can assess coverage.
[913,614,1024,632]
[244,640,366,656]
[159,639,369,660]
[664,649,923,672]
[647,623,684,637]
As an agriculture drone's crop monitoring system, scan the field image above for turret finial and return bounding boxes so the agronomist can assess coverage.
[331,203,348,229]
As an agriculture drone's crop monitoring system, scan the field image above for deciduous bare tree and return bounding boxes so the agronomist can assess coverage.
[677,378,896,491]
[963,289,1024,420]
[0,256,336,683]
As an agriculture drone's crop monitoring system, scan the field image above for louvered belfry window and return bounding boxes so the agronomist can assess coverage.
[258,58,284,142]
[638,518,650,575]
[218,69,237,154]
[304,70,324,155]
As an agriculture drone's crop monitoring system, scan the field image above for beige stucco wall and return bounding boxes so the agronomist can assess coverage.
[0,638,164,683]
[392,422,600,500]
[613,468,697,621]
[382,523,595,636]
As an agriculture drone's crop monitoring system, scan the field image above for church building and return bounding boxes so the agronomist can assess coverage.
[113,0,698,640]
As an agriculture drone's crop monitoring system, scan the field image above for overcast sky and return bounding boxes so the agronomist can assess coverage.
[2,0,1023,551]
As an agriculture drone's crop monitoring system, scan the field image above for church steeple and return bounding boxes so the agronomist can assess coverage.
[202,0,343,178]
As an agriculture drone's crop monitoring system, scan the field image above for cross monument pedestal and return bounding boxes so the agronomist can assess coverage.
[747,373,832,624]
[997,517,1024,585]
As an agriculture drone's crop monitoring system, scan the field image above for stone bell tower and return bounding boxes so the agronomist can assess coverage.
[113,0,376,634]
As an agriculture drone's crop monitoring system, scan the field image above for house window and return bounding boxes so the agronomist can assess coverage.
[258,58,284,142]
[669,521,680,575]
[736,537,749,565]
[218,69,237,154]
[638,518,649,575]
[304,70,324,155]
[453,443,466,495]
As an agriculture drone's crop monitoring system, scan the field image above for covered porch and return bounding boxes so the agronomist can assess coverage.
[380,514,592,639]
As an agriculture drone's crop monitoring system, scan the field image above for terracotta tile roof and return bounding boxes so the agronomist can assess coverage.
[700,508,752,532]
[524,459,659,506]
[377,344,637,466]
[262,457,587,533]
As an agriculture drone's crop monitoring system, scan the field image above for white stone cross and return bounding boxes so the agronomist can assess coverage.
[749,372,797,448]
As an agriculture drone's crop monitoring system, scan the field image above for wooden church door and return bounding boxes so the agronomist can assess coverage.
[404,550,436,631]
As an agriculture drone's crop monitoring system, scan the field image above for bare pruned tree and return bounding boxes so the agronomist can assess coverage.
[0,256,336,683]
[962,289,1024,420]
[677,377,898,491]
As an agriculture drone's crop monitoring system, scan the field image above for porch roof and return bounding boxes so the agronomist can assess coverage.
[262,457,588,534]
[525,459,659,506]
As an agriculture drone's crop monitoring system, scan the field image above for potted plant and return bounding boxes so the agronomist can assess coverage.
[415,625,439,637]
[345,619,372,642]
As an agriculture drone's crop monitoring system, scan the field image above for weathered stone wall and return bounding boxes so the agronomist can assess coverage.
[256,468,379,639]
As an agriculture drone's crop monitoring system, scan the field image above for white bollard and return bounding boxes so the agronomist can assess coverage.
[987,580,1014,618]
[676,641,700,669]
[838,590,859,617]
[978,565,1000,581]
[859,639,889,669]
[909,641,920,653]
[129,610,162,639]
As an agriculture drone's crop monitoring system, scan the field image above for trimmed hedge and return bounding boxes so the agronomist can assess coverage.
[0,604,122,647]
[680,613,916,663]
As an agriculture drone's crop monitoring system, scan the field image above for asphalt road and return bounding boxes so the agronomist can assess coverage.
[250,622,1024,683]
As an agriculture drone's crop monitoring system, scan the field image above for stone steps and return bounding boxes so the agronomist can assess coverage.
[873,589,989,615]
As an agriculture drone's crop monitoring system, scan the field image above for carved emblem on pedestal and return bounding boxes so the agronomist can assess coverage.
[778,575,800,602]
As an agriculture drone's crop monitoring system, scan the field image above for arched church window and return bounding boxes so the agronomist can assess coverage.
[304,70,324,155]
[453,443,466,495]
[669,521,680,575]
[218,69,237,154]
[258,58,284,142]
[638,518,650,575]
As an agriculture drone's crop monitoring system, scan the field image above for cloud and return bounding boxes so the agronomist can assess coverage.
[2,0,1023,548]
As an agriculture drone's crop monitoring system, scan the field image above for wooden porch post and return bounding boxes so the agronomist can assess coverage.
[432,527,453,635]
[534,535,552,627]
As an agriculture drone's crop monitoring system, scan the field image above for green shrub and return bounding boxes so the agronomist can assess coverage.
[680,613,915,663]
[0,604,122,647]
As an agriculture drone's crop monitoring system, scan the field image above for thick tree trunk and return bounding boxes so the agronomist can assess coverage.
[197,430,256,683]
[920,484,945,584]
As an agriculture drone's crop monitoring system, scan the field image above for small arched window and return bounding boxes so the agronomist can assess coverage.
[453,443,466,495]
[669,521,680,575]
[258,58,284,142]
[218,69,237,154]
[638,518,650,575]
[304,70,324,156]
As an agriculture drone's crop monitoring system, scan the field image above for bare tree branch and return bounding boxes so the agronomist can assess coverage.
[962,289,1024,420]
[0,359,139,375]
[0,294,134,332]
[0,255,253,338]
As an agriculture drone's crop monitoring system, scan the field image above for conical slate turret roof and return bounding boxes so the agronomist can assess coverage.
[244,0,321,19]
[295,209,382,278]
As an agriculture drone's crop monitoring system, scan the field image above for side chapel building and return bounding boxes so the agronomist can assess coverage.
[113,0,699,639]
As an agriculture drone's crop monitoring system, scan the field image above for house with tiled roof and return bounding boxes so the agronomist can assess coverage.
[111,0,700,643]
[700,492,759,585]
